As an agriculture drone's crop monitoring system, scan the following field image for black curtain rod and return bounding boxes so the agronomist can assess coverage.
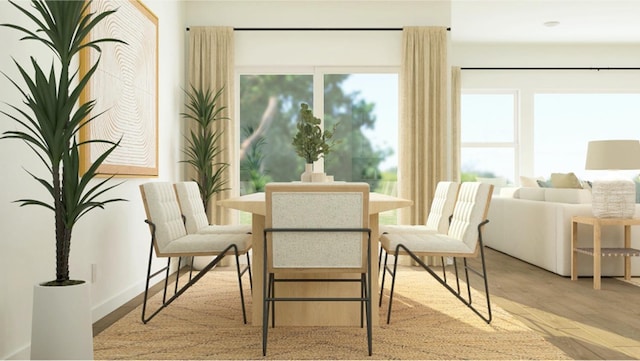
[186,27,450,31]
[461,67,640,71]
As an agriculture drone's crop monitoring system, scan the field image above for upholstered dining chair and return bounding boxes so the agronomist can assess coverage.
[262,182,373,356]
[174,181,253,289]
[379,181,460,235]
[139,182,251,324]
[378,181,459,296]
[379,182,494,324]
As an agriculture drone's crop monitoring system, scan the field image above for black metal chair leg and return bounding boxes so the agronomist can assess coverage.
[379,251,389,307]
[386,247,401,324]
[233,247,248,324]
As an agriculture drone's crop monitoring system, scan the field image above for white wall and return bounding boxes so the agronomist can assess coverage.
[0,1,186,359]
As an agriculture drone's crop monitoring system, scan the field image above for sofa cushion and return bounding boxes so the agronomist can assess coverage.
[518,187,545,201]
[544,188,592,204]
[550,172,583,189]
[476,176,507,186]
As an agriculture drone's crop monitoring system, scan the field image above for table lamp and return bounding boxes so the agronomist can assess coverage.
[585,139,640,218]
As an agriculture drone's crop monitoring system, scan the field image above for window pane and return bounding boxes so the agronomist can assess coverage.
[239,74,312,194]
[534,93,640,179]
[461,147,515,184]
[324,73,398,195]
[461,93,515,143]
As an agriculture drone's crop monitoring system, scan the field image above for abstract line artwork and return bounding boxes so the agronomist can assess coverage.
[80,0,158,176]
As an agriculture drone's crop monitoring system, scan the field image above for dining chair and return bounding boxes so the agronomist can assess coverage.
[379,181,460,235]
[174,181,253,289]
[379,182,494,324]
[378,181,459,295]
[139,182,251,324]
[262,182,373,356]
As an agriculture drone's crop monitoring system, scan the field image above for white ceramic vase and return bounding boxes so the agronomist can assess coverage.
[301,163,313,182]
[31,281,93,360]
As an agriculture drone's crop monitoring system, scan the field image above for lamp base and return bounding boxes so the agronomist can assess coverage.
[591,179,636,218]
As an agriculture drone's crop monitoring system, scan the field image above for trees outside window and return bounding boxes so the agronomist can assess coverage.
[239,72,397,194]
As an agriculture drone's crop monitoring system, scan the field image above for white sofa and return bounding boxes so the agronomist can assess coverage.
[484,187,640,277]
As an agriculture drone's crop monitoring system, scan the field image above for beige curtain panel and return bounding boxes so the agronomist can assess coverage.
[187,26,237,225]
[451,66,461,182]
[398,26,449,226]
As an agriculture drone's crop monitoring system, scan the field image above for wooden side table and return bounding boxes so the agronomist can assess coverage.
[571,215,640,289]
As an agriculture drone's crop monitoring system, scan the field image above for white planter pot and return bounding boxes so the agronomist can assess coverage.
[31,281,93,360]
[301,163,313,182]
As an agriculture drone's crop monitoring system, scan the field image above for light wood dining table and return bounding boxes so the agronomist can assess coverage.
[218,190,412,326]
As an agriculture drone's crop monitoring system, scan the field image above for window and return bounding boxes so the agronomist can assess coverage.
[534,93,640,180]
[460,91,518,184]
[238,70,399,223]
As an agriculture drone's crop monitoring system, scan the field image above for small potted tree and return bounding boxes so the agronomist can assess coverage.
[292,102,339,182]
[1,1,126,358]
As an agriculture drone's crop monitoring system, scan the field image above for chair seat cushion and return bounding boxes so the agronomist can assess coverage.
[160,233,252,256]
[197,224,252,235]
[380,233,475,256]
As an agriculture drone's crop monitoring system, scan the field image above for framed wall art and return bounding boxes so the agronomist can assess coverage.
[80,0,158,176]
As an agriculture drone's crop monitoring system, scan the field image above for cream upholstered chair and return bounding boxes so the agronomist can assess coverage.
[139,182,251,324]
[378,181,459,292]
[379,182,494,324]
[174,181,252,235]
[174,181,252,289]
[262,182,372,356]
[379,181,460,235]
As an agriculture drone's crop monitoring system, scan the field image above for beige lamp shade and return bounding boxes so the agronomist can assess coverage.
[585,140,640,170]
[585,139,640,218]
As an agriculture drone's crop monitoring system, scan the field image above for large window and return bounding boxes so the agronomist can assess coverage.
[534,93,640,180]
[460,91,518,184]
[238,70,399,224]
[238,71,398,195]
[461,69,640,184]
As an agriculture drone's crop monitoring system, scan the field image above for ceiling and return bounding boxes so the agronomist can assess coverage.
[451,0,640,43]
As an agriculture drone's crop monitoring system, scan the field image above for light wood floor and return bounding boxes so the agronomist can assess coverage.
[94,247,640,360]
[479,247,640,360]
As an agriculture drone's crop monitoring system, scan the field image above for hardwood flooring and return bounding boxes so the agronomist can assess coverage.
[94,247,640,360]
[479,247,640,360]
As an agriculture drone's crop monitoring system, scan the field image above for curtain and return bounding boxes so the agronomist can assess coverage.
[187,27,237,225]
[398,26,449,226]
[451,66,461,182]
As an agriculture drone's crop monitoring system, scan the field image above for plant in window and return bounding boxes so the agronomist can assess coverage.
[292,102,339,164]
[241,125,270,193]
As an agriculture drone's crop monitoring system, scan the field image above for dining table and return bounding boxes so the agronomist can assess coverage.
[218,189,412,326]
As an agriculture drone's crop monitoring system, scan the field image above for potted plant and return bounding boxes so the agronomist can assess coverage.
[181,84,230,213]
[292,102,339,181]
[1,1,126,358]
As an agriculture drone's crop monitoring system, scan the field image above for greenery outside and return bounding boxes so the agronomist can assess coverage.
[239,74,393,194]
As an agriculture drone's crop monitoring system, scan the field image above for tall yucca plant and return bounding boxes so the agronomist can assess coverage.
[181,84,230,212]
[1,0,126,285]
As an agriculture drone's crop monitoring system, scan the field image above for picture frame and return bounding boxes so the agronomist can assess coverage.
[80,0,158,176]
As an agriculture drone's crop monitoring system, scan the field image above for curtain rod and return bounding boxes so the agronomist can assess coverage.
[186,27,451,31]
[461,67,640,71]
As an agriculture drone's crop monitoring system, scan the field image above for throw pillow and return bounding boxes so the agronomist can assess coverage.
[536,179,552,188]
[520,176,542,187]
[550,172,582,189]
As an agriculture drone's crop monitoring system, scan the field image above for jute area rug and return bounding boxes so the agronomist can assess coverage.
[93,266,570,360]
